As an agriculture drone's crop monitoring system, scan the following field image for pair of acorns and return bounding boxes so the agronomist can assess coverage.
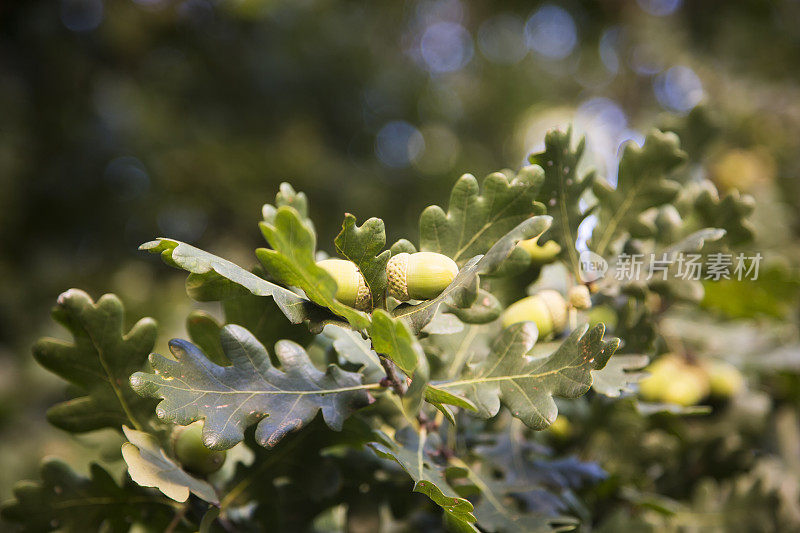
[319,246,591,340]
[317,252,461,310]
[639,354,744,406]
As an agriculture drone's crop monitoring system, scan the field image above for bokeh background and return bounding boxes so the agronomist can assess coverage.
[2,0,800,510]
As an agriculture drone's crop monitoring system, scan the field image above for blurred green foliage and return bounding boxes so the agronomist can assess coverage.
[1,0,800,525]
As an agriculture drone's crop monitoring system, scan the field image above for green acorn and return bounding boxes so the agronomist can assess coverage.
[386,252,459,301]
[500,290,568,339]
[317,258,371,310]
[172,421,227,475]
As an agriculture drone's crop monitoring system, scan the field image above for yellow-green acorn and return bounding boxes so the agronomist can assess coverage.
[317,259,371,310]
[173,421,227,475]
[703,359,744,398]
[500,290,568,338]
[517,235,561,264]
[568,285,592,310]
[386,252,459,301]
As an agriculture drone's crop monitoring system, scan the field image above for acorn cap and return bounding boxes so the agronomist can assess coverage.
[387,252,410,301]
[538,290,568,334]
[567,285,592,310]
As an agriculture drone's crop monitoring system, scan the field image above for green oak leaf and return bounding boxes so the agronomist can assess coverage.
[0,459,178,533]
[262,182,313,229]
[425,385,477,426]
[371,309,429,415]
[390,238,417,255]
[529,127,596,275]
[694,186,756,245]
[187,295,315,365]
[436,323,619,429]
[452,459,579,533]
[394,215,551,334]
[335,213,391,308]
[371,309,424,375]
[591,354,649,398]
[141,238,340,332]
[32,289,157,433]
[370,427,476,526]
[445,289,503,324]
[591,129,687,256]
[257,206,371,330]
[419,167,546,265]
[131,325,373,450]
[121,426,218,504]
[323,324,385,382]
[186,311,228,366]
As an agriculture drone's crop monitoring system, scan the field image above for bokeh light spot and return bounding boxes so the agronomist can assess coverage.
[525,5,577,60]
[654,66,704,113]
[637,0,682,17]
[478,14,527,65]
[375,121,425,169]
[60,0,103,32]
[421,22,474,73]
[104,157,150,201]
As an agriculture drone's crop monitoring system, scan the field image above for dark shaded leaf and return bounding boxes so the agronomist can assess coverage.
[0,459,178,533]
[131,325,374,450]
[370,427,476,525]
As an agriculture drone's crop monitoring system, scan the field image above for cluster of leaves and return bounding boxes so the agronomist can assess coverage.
[2,125,766,533]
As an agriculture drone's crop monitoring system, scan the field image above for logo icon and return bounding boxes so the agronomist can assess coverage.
[579,250,608,282]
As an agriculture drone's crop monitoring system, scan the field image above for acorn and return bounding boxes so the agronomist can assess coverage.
[317,259,371,310]
[172,421,227,475]
[386,252,459,301]
[517,235,561,264]
[500,290,568,339]
[567,285,592,310]
[639,354,710,407]
[703,359,744,398]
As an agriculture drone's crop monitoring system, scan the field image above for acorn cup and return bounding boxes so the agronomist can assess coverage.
[317,258,371,310]
[500,289,568,339]
[386,252,459,301]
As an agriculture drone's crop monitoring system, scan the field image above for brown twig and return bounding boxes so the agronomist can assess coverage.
[378,355,406,397]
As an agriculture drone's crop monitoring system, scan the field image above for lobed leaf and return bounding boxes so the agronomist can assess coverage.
[436,323,619,430]
[334,213,391,308]
[419,167,546,265]
[121,426,218,504]
[370,427,476,526]
[141,238,338,331]
[529,128,596,275]
[0,459,177,532]
[257,206,371,330]
[32,289,157,433]
[591,129,687,255]
[591,354,650,398]
[323,324,385,382]
[131,325,373,450]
